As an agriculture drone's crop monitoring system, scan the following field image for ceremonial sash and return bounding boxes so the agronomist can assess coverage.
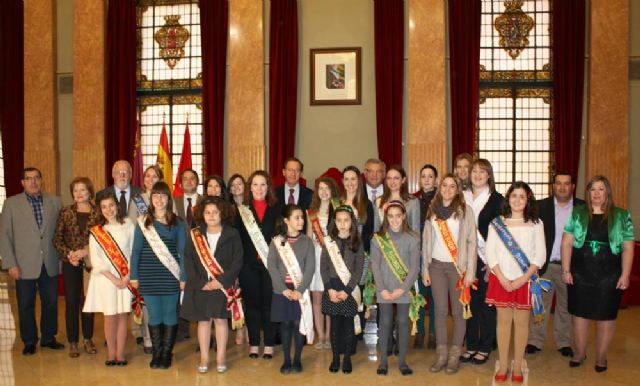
[90,225,143,324]
[307,209,326,248]
[190,228,244,329]
[330,197,341,210]
[323,235,362,334]
[273,236,315,344]
[136,217,181,281]
[373,233,426,335]
[490,216,552,322]
[131,194,148,216]
[434,218,477,319]
[237,205,269,268]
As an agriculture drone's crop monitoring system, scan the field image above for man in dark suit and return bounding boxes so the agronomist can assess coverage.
[363,158,385,204]
[1,167,64,355]
[96,160,142,218]
[526,172,584,357]
[174,168,201,230]
[275,157,313,229]
[173,168,201,341]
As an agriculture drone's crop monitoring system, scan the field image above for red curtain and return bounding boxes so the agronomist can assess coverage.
[269,0,298,175]
[200,0,228,176]
[448,0,481,158]
[0,0,24,196]
[374,0,404,167]
[553,0,585,180]
[105,0,137,183]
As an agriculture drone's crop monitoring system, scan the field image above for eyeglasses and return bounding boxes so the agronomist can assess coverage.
[115,170,130,176]
[23,176,42,182]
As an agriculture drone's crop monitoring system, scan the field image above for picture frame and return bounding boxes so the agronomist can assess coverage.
[310,47,361,105]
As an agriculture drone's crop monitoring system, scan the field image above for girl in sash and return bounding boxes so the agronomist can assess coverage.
[461,158,504,365]
[127,164,163,354]
[340,166,374,348]
[84,192,135,366]
[131,181,186,370]
[412,164,438,349]
[227,173,249,345]
[371,200,420,376]
[181,197,243,373]
[485,181,546,383]
[235,170,279,359]
[267,204,316,374]
[307,176,339,350]
[422,174,477,374]
[320,205,364,373]
[373,165,421,234]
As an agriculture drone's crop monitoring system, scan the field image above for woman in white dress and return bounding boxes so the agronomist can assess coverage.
[306,176,339,349]
[84,192,135,366]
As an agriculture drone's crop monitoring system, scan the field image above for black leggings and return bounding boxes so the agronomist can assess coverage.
[281,320,305,365]
[62,262,94,343]
[330,314,354,357]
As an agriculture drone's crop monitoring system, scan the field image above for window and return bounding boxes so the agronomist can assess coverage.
[137,0,203,189]
[477,0,553,198]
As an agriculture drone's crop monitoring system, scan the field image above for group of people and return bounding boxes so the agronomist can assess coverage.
[0,154,634,382]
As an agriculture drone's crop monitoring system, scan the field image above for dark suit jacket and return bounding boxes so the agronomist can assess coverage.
[0,192,62,279]
[234,203,281,271]
[174,194,201,229]
[538,196,585,275]
[276,184,313,232]
[96,185,142,214]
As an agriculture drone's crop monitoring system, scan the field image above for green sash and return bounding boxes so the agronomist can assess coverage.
[373,233,426,335]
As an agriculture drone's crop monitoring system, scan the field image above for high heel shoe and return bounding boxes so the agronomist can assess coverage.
[494,372,508,383]
[595,361,608,373]
[511,373,524,383]
[569,356,586,368]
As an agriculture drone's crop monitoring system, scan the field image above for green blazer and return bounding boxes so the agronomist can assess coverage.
[564,204,635,255]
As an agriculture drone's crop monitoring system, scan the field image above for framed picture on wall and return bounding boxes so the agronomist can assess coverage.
[310,47,361,105]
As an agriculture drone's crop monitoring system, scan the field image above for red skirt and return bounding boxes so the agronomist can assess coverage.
[485,274,532,310]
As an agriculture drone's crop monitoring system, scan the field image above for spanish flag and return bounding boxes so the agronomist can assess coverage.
[156,121,173,193]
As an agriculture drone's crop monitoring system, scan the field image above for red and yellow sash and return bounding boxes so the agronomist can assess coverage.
[307,209,326,248]
[434,218,477,319]
[190,228,245,329]
[90,224,143,324]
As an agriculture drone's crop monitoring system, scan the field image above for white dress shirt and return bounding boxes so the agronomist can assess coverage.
[464,186,491,263]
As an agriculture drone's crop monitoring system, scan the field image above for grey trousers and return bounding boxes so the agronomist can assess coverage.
[527,263,572,349]
[378,303,410,366]
[430,259,466,347]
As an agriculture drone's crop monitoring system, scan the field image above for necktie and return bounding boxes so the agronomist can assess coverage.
[119,190,127,217]
[371,189,377,203]
[288,188,295,205]
[186,197,193,227]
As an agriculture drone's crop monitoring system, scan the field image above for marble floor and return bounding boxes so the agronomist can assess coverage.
[1,271,639,386]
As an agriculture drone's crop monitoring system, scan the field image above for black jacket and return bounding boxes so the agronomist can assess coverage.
[235,203,281,270]
[477,190,504,241]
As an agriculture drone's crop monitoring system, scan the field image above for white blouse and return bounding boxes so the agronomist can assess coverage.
[485,219,546,280]
[430,217,460,263]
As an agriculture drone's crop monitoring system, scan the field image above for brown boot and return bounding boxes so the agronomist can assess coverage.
[430,344,448,372]
[413,333,424,349]
[446,345,462,374]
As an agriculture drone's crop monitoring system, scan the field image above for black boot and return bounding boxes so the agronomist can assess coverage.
[329,354,340,373]
[148,324,164,369]
[160,324,178,369]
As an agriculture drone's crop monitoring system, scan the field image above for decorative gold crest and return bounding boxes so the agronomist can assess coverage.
[154,15,190,69]
[494,0,534,60]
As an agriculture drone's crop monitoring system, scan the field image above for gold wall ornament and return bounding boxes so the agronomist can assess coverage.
[494,0,534,60]
[154,15,191,69]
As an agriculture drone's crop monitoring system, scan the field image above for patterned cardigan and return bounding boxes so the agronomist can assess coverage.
[53,203,100,263]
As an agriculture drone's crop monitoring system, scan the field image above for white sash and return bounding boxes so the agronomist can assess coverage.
[137,217,181,281]
[237,205,269,268]
[323,235,363,334]
[273,236,315,344]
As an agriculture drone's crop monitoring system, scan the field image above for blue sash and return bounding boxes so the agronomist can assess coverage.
[490,216,552,322]
[131,194,148,216]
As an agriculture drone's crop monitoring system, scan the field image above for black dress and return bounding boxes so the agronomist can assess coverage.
[568,214,623,320]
